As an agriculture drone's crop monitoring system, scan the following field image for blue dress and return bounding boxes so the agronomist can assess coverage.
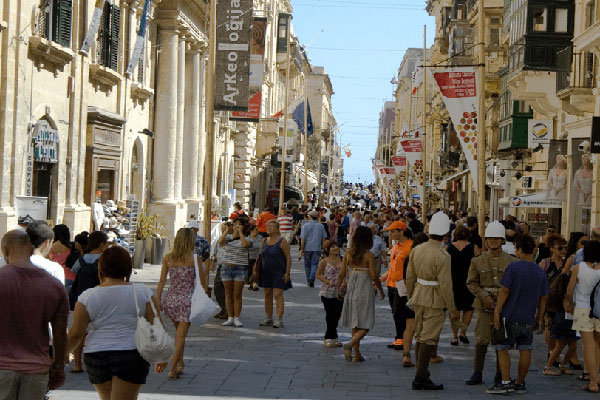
[259,238,287,289]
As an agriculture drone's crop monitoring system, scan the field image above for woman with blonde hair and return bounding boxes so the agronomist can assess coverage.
[157,228,207,379]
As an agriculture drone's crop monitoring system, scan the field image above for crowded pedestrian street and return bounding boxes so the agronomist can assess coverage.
[47,246,585,400]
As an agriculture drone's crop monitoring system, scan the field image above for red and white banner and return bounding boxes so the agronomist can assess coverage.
[343,144,351,157]
[400,139,424,201]
[432,67,479,190]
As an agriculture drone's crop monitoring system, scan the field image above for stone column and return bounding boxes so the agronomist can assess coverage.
[197,54,207,199]
[183,45,200,207]
[174,35,186,201]
[153,28,178,202]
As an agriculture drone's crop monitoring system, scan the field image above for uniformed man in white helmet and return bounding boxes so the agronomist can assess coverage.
[464,221,515,385]
[406,211,459,390]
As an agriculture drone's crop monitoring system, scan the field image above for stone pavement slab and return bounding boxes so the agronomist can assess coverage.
[53,247,591,399]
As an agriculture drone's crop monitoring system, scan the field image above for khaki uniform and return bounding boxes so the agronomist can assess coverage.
[406,240,456,346]
[466,252,515,345]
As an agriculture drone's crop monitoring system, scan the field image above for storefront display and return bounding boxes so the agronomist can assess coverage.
[570,138,592,235]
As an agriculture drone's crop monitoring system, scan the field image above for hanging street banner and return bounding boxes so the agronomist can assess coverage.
[400,139,424,200]
[511,192,563,209]
[391,155,406,170]
[214,0,253,111]
[231,17,267,121]
[432,67,479,191]
[343,144,351,157]
[125,0,152,76]
[528,119,552,148]
[80,0,105,56]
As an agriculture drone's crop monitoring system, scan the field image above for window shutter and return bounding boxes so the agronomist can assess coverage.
[109,5,120,71]
[38,0,50,38]
[137,50,144,84]
[53,0,72,47]
[101,1,111,67]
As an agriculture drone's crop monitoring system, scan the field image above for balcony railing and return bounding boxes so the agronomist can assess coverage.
[556,46,595,92]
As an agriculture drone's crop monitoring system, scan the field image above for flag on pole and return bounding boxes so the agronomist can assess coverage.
[80,0,104,56]
[343,144,351,157]
[125,0,152,76]
[290,98,314,136]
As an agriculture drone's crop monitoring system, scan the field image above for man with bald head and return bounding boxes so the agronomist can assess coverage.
[0,230,69,399]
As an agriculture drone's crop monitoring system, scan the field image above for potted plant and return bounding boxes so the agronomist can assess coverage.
[133,210,161,269]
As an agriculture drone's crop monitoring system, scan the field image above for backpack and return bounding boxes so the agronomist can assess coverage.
[69,256,100,310]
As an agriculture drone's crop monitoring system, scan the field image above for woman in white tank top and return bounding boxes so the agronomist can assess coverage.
[566,241,600,392]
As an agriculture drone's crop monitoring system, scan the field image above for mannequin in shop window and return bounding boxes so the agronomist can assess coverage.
[546,155,567,202]
[573,153,593,207]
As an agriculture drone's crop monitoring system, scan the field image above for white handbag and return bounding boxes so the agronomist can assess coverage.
[132,284,175,364]
[190,254,216,326]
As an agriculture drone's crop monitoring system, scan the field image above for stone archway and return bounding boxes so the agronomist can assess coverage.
[130,138,144,202]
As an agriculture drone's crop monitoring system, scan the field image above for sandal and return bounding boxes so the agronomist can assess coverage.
[578,373,590,381]
[402,354,415,368]
[343,344,352,362]
[352,355,365,363]
[168,371,179,380]
[176,361,184,375]
[583,384,599,393]
[430,355,444,364]
[543,366,561,376]
[450,339,459,346]
[559,364,574,375]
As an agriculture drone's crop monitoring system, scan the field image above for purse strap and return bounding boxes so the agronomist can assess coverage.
[132,283,158,319]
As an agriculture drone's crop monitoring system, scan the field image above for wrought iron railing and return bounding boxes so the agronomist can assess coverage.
[556,46,595,92]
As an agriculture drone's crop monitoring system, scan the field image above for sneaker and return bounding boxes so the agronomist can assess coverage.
[465,371,483,385]
[233,317,243,327]
[260,318,273,326]
[309,280,315,287]
[273,319,284,328]
[329,338,343,347]
[323,339,330,348]
[222,318,234,326]
[486,382,514,394]
[513,383,527,394]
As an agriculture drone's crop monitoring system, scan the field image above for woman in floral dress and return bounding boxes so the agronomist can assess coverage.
[156,228,207,379]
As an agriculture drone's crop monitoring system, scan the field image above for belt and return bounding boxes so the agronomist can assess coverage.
[417,278,440,286]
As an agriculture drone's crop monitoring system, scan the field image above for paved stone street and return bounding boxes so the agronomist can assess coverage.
[54,247,590,399]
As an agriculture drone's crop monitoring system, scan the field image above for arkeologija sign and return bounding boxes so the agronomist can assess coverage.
[214,0,253,111]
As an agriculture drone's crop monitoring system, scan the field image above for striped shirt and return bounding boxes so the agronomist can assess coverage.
[278,215,294,232]
[220,235,252,266]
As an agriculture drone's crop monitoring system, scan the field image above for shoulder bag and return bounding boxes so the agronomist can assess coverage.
[190,254,217,326]
[132,283,175,363]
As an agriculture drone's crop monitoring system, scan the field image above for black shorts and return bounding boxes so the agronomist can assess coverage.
[84,349,150,385]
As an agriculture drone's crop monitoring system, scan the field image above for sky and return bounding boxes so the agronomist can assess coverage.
[291,0,435,184]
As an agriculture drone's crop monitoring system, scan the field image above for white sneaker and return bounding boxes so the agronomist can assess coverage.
[222,318,234,326]
[233,317,243,327]
[273,319,284,328]
[329,338,343,347]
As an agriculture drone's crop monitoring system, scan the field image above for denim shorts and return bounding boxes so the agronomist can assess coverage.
[221,265,248,282]
[495,321,534,351]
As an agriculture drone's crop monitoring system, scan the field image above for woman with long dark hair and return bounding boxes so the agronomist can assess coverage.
[49,224,83,293]
[563,232,588,274]
[337,226,384,362]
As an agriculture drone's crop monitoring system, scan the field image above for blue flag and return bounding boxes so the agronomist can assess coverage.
[291,100,314,136]
[126,0,151,76]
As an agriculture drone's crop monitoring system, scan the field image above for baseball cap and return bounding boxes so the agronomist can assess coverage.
[385,221,407,231]
[185,220,200,229]
[308,210,319,218]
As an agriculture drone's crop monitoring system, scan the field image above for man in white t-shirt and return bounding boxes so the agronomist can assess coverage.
[26,221,65,285]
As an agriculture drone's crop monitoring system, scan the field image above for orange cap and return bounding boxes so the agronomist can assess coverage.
[385,221,407,231]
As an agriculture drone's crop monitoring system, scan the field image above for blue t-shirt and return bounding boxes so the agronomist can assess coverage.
[499,260,549,325]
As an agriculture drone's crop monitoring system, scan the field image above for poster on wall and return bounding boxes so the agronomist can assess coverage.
[528,120,552,148]
[231,17,267,121]
[15,196,48,221]
[214,0,253,111]
[432,67,479,190]
[572,138,593,208]
[400,139,424,200]
[545,140,567,201]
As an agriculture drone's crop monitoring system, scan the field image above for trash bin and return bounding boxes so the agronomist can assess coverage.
[151,237,167,265]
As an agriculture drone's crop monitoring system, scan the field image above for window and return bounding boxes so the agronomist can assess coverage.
[98,1,120,71]
[555,8,568,33]
[37,0,71,47]
[532,7,548,31]
[586,1,596,28]
[490,28,500,47]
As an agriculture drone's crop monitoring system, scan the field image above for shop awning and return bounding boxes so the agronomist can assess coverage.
[436,169,470,191]
[499,192,563,209]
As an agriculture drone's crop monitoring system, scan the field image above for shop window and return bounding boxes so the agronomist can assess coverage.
[555,8,569,32]
[98,2,120,71]
[36,0,72,47]
[532,7,548,31]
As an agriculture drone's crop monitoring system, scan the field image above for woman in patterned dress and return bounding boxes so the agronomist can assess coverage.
[156,228,207,379]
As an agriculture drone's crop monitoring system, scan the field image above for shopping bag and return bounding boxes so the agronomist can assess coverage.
[190,254,216,326]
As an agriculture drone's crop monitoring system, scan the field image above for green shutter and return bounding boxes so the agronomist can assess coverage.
[109,5,120,71]
[52,0,71,47]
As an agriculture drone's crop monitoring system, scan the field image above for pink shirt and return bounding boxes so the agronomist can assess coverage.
[50,249,75,281]
[0,262,69,373]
